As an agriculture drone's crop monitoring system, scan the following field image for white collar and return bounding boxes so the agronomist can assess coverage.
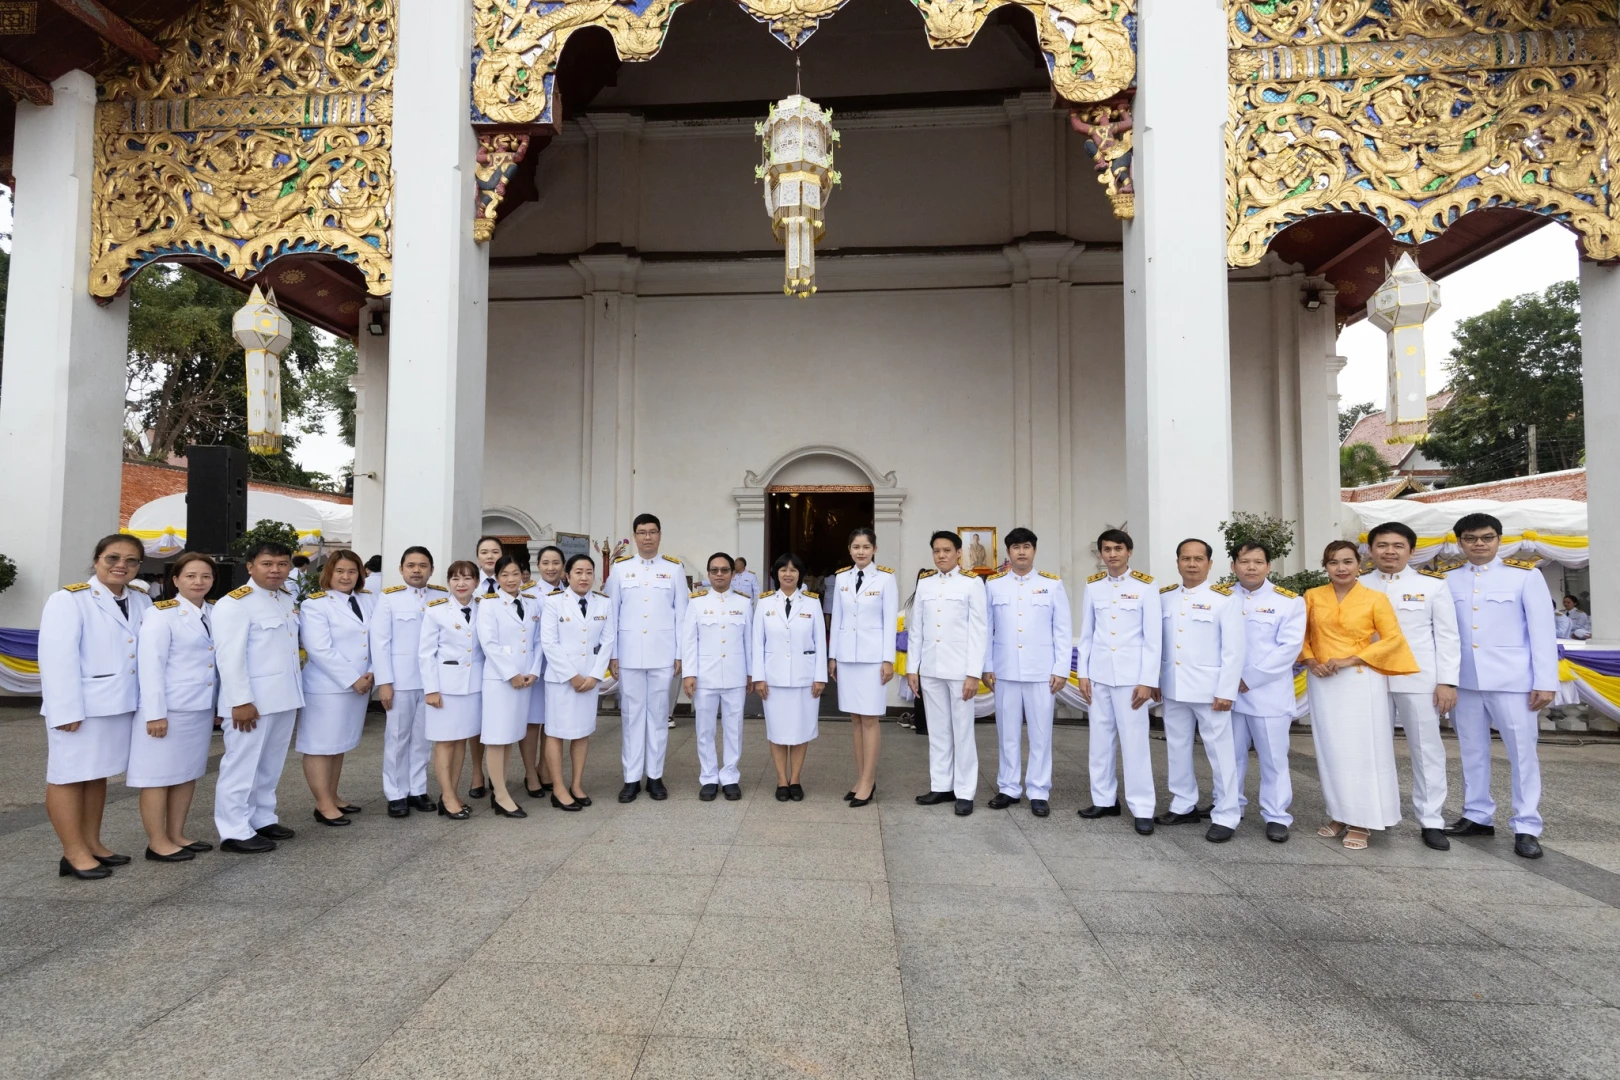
[1179,580,1211,594]
[1238,581,1268,597]
[179,596,207,614]
[1106,571,1130,583]
[1469,559,1498,574]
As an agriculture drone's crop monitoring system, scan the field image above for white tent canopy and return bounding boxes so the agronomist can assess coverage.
[1341,498,1588,568]
[125,491,352,559]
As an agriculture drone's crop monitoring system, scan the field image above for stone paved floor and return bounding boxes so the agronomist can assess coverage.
[2,702,1618,1080]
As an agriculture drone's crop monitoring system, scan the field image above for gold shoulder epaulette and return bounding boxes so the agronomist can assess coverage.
[804,590,820,599]
[758,589,777,599]
[306,590,327,600]
[128,580,149,592]
[153,598,180,610]
[482,591,497,600]
[835,565,853,575]
[690,588,709,598]
[614,554,633,563]
[663,554,682,564]
[919,569,938,579]
[1434,560,1464,573]
[987,571,1007,582]
[383,584,405,594]
[521,581,535,589]
[549,587,563,595]
[1212,583,1234,596]
[1417,567,1449,580]
[876,565,894,574]
[427,597,448,608]
[1272,585,1299,599]
[63,582,91,592]
[226,585,253,600]
[355,587,371,594]
[1130,570,1154,584]
[427,583,447,591]
[1160,583,1177,594]
[1087,571,1106,583]
[1038,571,1060,581]
[593,589,609,598]
[1504,557,1539,570]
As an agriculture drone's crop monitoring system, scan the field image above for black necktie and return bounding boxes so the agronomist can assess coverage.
[200,611,211,638]
[461,606,472,624]
[349,595,363,621]
[115,596,129,619]
[514,597,524,619]
[784,595,792,618]
[579,596,588,616]
[485,577,496,593]
[855,569,865,593]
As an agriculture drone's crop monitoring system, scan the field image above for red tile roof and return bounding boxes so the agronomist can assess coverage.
[1341,391,1454,467]
[120,460,350,528]
[1403,469,1586,504]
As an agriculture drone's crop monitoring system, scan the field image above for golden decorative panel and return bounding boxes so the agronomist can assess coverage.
[92,0,395,299]
[910,0,1136,104]
[1226,1,1620,266]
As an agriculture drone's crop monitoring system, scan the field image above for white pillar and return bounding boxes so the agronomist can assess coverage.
[381,0,489,579]
[575,253,639,541]
[0,71,130,628]
[1007,240,1074,551]
[1579,258,1620,645]
[349,304,388,562]
[1123,0,1232,577]
[1299,284,1345,567]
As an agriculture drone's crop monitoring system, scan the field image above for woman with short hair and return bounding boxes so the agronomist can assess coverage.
[477,555,540,817]
[541,553,614,810]
[421,560,485,818]
[520,544,567,797]
[751,553,827,801]
[467,535,506,798]
[828,528,897,807]
[296,550,374,827]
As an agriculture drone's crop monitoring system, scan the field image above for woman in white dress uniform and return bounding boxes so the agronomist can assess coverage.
[467,535,507,798]
[541,553,615,811]
[477,555,540,818]
[421,560,484,819]
[828,527,898,807]
[520,544,566,798]
[38,534,152,879]
[131,552,220,862]
[295,550,375,826]
[751,553,828,802]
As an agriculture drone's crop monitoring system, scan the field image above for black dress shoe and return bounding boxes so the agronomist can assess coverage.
[408,794,436,812]
[722,784,742,801]
[1265,822,1290,843]
[699,784,720,802]
[468,783,489,799]
[776,786,791,802]
[58,857,113,879]
[255,823,295,841]
[618,782,641,803]
[550,794,583,812]
[1030,799,1050,817]
[541,783,555,794]
[490,792,527,819]
[788,784,804,802]
[145,846,196,862]
[337,804,362,815]
[843,790,856,802]
[954,799,973,817]
[848,785,876,808]
[1443,817,1495,837]
[1154,810,1202,826]
[525,783,546,799]
[916,790,955,806]
[575,795,593,807]
[1205,824,1236,843]
[1514,833,1544,859]
[646,778,669,800]
[1134,817,1155,836]
[387,799,410,818]
[987,793,1020,810]
[182,840,215,853]
[313,810,351,827]
[1078,801,1122,818]
[93,853,132,867]
[221,836,276,854]
[1421,827,1451,851]
[438,802,471,820]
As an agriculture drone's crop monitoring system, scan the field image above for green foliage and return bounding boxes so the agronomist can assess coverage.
[1340,441,1393,487]
[1218,512,1299,564]
[1271,568,1329,596]
[1425,279,1584,485]
[0,551,16,596]
[231,520,302,558]
[1339,400,1376,442]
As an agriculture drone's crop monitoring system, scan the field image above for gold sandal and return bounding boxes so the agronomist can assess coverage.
[1342,827,1370,850]
[1317,820,1346,838]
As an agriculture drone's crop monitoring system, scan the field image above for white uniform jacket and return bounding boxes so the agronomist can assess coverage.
[1445,557,1559,692]
[907,568,989,681]
[680,587,753,689]
[1158,581,1245,704]
[829,563,899,664]
[605,555,689,668]
[983,570,1073,682]
[137,598,219,721]
[370,584,441,691]
[477,590,542,683]
[39,581,153,725]
[214,583,305,714]
[1077,570,1162,689]
[750,589,828,687]
[1361,567,1462,693]
[541,589,615,683]
[419,596,485,696]
[1232,580,1306,717]
[299,590,373,695]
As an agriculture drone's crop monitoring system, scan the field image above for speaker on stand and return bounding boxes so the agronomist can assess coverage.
[186,445,250,600]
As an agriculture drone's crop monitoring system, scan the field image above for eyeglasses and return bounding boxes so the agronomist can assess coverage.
[1458,534,1499,545]
[635,529,660,538]
[99,556,143,567]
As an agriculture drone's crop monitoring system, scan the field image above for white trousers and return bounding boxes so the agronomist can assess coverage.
[1163,699,1241,828]
[921,675,978,799]
[619,665,673,782]
[1088,682,1155,818]
[215,708,297,841]
[693,686,744,785]
[992,679,1054,799]
[1391,691,1448,830]
[1231,711,1293,826]
[382,689,432,800]
[1454,688,1543,836]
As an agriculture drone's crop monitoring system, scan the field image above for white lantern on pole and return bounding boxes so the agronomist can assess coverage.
[1366,253,1442,424]
[756,94,840,298]
[233,285,292,455]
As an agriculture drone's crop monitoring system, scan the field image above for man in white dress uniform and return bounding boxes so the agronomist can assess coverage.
[1154,539,1245,843]
[606,513,689,802]
[212,542,305,853]
[1076,529,1162,835]
[732,557,760,600]
[371,546,442,817]
[981,527,1071,818]
[1442,512,1559,859]
[682,554,753,801]
[908,531,989,817]
[1361,521,1461,851]
[1229,540,1307,843]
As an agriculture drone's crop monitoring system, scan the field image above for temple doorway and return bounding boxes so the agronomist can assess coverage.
[766,486,874,596]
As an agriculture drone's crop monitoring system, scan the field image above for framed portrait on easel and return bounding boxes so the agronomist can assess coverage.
[957,527,997,575]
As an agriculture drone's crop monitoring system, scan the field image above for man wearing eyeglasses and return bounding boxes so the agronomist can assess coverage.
[1442,512,1558,859]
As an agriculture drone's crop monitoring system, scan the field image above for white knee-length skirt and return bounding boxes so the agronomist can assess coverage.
[763,685,819,746]
[527,672,547,727]
[126,708,214,787]
[426,692,482,742]
[296,692,368,755]
[1307,667,1402,830]
[481,679,531,746]
[835,662,886,716]
[544,681,599,740]
[46,712,133,785]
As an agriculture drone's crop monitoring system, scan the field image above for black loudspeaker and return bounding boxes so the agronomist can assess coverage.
[186,445,250,556]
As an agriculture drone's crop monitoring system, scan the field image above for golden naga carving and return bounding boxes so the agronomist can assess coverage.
[92,0,395,299]
[1070,93,1135,219]
[475,132,533,243]
[911,0,1136,104]
[1226,1,1620,266]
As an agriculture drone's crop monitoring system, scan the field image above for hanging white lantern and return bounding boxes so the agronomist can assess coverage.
[1367,252,1442,424]
[756,94,840,298]
[233,284,292,455]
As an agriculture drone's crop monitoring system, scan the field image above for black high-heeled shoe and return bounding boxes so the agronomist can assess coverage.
[337,803,362,815]
[541,782,555,794]
[182,840,214,853]
[843,790,856,802]
[438,801,471,820]
[145,846,196,862]
[776,786,791,802]
[550,794,582,812]
[525,782,545,798]
[849,785,876,808]
[469,778,489,799]
[93,853,131,867]
[788,784,805,802]
[489,792,527,819]
[59,857,112,880]
[313,809,351,827]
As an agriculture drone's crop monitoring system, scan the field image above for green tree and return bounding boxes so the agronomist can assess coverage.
[1424,279,1583,485]
[1339,400,1376,442]
[1340,442,1393,487]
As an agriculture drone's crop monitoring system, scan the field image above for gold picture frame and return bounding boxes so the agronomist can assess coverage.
[957,527,998,576]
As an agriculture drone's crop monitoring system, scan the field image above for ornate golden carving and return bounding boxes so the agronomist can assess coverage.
[739,0,852,48]
[1070,93,1135,219]
[1228,0,1612,49]
[912,0,1136,104]
[92,1,394,298]
[475,131,532,243]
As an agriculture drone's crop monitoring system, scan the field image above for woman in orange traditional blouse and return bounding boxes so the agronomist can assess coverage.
[1301,540,1420,850]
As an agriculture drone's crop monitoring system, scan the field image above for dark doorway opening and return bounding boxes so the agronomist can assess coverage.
[766,486,874,596]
